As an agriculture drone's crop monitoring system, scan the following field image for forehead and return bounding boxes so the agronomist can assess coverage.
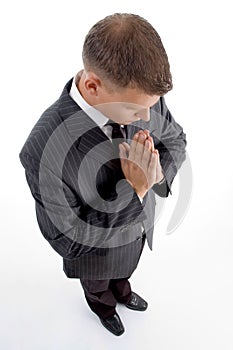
[111,87,160,108]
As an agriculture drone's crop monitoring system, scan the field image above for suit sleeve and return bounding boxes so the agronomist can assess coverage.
[151,96,187,197]
[19,152,146,260]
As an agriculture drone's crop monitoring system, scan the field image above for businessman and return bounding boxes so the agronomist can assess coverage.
[19,13,187,336]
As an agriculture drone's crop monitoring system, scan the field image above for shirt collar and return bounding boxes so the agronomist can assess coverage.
[69,73,109,128]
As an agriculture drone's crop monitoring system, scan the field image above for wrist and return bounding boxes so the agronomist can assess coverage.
[126,180,147,198]
[135,188,148,199]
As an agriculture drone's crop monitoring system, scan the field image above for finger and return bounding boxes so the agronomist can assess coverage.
[119,143,127,158]
[120,142,130,158]
[148,150,158,177]
[119,144,128,169]
[141,139,152,169]
[143,129,150,139]
[154,149,159,163]
[137,131,146,145]
[154,150,163,173]
[143,135,153,152]
[134,132,146,164]
[121,141,130,153]
[128,132,139,161]
[155,149,159,157]
[148,136,155,152]
[138,130,149,145]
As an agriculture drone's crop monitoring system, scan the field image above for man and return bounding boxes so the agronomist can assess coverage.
[19,13,187,336]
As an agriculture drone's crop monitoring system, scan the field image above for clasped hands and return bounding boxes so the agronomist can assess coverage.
[119,129,164,199]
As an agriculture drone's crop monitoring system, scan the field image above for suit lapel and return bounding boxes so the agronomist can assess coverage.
[58,78,148,170]
[58,78,122,170]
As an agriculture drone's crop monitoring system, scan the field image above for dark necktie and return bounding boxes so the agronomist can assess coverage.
[105,120,126,157]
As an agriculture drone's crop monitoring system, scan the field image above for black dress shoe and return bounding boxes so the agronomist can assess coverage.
[99,313,125,336]
[125,292,148,311]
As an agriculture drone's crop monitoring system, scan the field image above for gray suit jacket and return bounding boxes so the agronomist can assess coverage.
[19,78,187,279]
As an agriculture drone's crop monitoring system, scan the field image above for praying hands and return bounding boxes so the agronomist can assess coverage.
[119,129,165,199]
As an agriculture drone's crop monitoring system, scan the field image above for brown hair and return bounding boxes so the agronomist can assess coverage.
[82,13,173,96]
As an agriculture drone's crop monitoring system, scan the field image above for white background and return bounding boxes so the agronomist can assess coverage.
[1,0,233,349]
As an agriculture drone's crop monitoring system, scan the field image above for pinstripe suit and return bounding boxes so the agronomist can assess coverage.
[19,77,187,280]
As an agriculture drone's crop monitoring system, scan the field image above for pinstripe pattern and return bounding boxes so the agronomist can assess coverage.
[19,78,187,279]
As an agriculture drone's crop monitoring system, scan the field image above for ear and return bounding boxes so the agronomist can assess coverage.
[83,71,102,96]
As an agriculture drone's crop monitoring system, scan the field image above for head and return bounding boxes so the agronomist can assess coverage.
[79,13,173,124]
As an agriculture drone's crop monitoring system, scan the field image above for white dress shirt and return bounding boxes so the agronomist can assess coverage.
[69,76,125,141]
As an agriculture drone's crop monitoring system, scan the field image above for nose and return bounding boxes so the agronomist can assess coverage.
[135,108,150,122]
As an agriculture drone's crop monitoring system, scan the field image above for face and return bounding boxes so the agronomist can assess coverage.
[95,88,160,125]
[79,71,161,124]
